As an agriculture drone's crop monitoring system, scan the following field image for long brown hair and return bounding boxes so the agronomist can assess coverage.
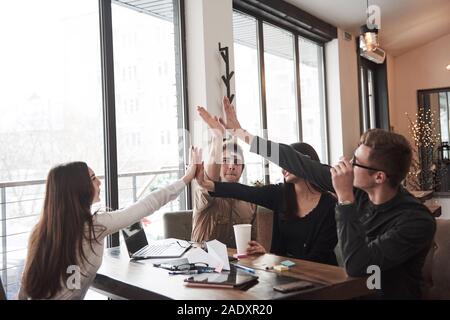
[22,162,102,299]
[283,142,325,220]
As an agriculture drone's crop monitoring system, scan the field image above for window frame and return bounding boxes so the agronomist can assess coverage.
[99,0,189,247]
[233,7,330,179]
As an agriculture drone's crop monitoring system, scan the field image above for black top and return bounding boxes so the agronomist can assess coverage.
[250,136,437,299]
[211,182,338,265]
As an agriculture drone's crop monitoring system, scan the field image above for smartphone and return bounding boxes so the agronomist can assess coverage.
[273,281,314,293]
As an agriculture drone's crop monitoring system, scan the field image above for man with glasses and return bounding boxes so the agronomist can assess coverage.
[197,97,436,299]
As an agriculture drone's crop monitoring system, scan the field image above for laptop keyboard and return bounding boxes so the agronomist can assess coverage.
[139,244,171,256]
[133,242,189,258]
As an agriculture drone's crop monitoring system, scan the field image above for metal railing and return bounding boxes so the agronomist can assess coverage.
[0,162,267,297]
[0,167,180,297]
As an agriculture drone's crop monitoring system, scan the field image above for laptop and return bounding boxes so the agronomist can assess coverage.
[122,221,192,260]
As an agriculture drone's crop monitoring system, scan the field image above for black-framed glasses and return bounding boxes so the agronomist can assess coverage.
[350,156,389,177]
[176,240,193,248]
[173,262,209,271]
[170,263,216,274]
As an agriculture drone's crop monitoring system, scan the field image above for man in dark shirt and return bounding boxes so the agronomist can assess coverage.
[197,97,436,299]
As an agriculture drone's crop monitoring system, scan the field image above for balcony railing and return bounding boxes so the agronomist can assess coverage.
[0,167,180,299]
[0,161,266,299]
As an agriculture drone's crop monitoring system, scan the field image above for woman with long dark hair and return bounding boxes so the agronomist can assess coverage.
[196,141,337,265]
[18,148,201,299]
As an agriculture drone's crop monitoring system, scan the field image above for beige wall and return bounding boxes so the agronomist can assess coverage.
[325,29,361,165]
[337,30,361,160]
[386,52,395,130]
[185,0,234,147]
[390,33,450,140]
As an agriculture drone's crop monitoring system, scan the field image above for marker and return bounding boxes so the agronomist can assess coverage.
[233,263,256,274]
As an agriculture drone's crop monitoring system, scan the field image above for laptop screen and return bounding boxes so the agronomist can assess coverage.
[122,221,148,256]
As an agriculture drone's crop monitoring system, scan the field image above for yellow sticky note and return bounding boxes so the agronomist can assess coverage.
[274,265,289,272]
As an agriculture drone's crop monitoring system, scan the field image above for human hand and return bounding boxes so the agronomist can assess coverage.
[330,157,355,203]
[220,96,242,131]
[182,147,202,184]
[246,240,266,255]
[194,162,215,192]
[197,106,225,138]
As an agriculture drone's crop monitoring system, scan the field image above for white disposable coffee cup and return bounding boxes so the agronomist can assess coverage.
[233,224,252,255]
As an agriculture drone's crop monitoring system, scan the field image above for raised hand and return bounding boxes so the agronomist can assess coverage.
[182,147,202,184]
[197,106,225,138]
[220,96,242,131]
[194,162,215,192]
[197,97,254,145]
[330,157,355,204]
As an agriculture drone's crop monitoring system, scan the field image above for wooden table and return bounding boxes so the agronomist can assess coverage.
[92,246,371,300]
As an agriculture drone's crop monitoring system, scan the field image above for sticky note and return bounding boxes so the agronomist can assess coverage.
[274,265,289,272]
[280,260,296,267]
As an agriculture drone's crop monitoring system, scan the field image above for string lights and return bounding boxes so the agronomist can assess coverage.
[406,107,439,149]
[405,107,440,190]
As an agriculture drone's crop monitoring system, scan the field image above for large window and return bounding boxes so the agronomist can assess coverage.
[0,0,186,299]
[358,56,390,132]
[264,23,298,182]
[0,0,104,298]
[233,12,264,185]
[112,1,186,240]
[233,10,328,184]
[299,38,327,161]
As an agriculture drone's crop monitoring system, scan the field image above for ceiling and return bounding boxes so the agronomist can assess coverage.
[285,0,450,56]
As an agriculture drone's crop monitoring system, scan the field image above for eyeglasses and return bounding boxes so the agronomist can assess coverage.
[176,240,192,248]
[168,263,216,274]
[173,263,209,271]
[350,156,389,177]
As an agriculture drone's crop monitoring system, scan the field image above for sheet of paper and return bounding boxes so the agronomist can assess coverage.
[184,247,221,268]
[206,240,230,271]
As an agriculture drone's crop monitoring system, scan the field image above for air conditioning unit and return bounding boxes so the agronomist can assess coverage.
[360,46,386,64]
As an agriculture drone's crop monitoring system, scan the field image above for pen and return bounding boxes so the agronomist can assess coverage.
[233,263,256,274]
[168,270,199,275]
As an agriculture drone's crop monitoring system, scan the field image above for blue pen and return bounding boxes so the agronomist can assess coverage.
[233,263,256,274]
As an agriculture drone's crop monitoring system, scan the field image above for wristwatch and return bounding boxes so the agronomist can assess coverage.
[338,200,354,206]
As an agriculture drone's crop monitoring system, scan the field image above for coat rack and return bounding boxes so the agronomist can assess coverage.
[218,42,234,104]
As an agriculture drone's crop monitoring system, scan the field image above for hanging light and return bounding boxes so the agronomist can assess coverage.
[360,25,379,52]
[446,64,450,70]
[359,0,380,52]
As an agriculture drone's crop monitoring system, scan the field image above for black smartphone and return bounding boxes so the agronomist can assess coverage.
[273,281,314,293]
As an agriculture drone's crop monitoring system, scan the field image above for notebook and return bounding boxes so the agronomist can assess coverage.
[184,267,259,289]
